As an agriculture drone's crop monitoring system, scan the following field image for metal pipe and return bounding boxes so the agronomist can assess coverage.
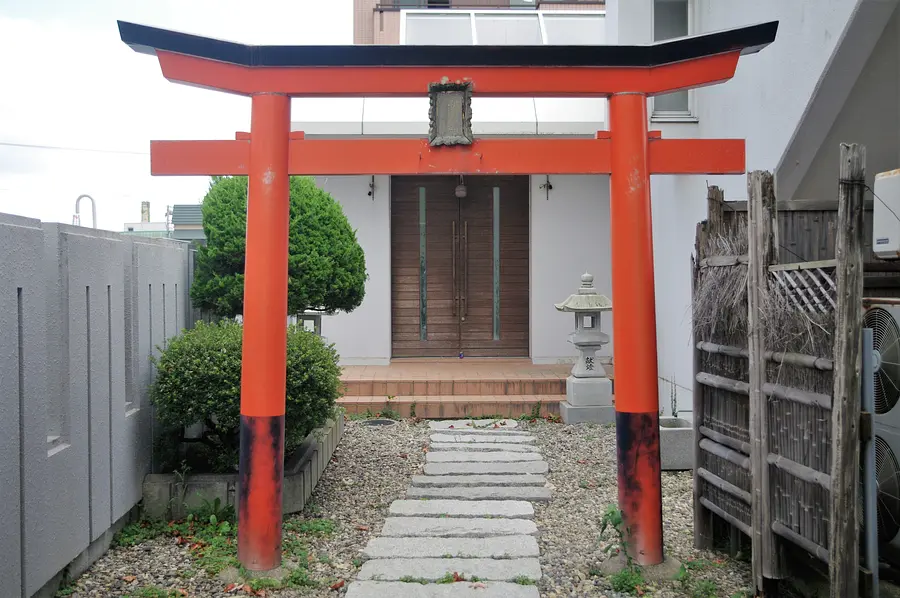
[862,327,879,595]
[74,194,97,229]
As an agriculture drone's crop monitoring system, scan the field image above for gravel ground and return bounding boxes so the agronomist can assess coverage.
[61,418,751,598]
[523,419,753,598]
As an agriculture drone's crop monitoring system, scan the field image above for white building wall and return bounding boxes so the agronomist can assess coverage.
[530,175,613,365]
[315,176,392,366]
[606,0,863,417]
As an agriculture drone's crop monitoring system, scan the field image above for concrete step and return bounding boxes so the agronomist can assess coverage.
[426,452,544,463]
[346,581,540,598]
[424,462,549,476]
[406,486,551,502]
[389,499,534,519]
[429,419,519,430]
[411,474,547,488]
[429,443,538,453]
[380,517,538,537]
[356,557,542,581]
[338,396,560,420]
[362,535,540,559]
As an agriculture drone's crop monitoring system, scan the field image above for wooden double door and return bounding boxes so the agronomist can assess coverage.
[391,176,529,358]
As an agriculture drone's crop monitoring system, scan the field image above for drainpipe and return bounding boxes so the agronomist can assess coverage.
[74,194,97,229]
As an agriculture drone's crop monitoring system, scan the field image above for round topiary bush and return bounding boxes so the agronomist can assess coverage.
[150,320,342,473]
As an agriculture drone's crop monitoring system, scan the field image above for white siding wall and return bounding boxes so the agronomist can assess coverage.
[315,176,392,365]
[606,0,862,416]
[529,175,613,364]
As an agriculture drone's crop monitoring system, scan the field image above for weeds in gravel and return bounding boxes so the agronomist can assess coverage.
[123,588,182,598]
[692,579,719,598]
[608,567,646,594]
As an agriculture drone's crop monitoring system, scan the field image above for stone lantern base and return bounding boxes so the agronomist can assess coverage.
[560,376,615,425]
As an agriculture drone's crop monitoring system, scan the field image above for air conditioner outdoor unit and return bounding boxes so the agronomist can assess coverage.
[860,303,900,552]
[873,169,900,260]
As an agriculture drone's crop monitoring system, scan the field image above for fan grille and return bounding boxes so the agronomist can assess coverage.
[860,436,900,543]
[864,307,900,414]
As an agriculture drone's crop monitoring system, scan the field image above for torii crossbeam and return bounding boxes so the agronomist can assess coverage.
[119,19,777,573]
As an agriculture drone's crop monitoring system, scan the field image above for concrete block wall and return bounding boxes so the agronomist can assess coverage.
[0,214,191,597]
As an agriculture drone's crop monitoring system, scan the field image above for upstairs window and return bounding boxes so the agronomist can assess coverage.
[652,0,695,121]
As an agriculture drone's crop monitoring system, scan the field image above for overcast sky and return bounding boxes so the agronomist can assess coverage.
[0,0,353,230]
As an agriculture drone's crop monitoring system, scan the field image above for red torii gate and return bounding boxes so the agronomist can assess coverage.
[119,20,777,572]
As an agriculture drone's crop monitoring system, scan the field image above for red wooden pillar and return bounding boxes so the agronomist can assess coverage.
[608,92,664,566]
[237,92,291,571]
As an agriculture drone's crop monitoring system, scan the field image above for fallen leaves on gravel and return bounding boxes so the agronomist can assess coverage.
[330,579,345,590]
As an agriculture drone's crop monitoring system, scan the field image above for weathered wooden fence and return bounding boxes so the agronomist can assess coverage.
[692,146,870,596]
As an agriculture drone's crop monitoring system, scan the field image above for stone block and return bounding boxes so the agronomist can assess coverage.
[432,429,532,437]
[346,581,540,598]
[429,419,518,430]
[357,557,542,581]
[429,442,538,453]
[411,474,546,487]
[430,433,535,444]
[426,451,543,463]
[424,461,548,476]
[566,376,613,407]
[388,499,534,519]
[660,416,694,471]
[406,486,551,501]
[362,535,539,559]
[559,401,615,425]
[380,516,538,537]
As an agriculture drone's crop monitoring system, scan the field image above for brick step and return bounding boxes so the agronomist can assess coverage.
[338,395,562,419]
[342,378,567,398]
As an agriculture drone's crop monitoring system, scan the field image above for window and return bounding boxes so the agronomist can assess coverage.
[652,0,695,121]
[402,10,604,45]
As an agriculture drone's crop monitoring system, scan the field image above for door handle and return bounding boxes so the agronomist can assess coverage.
[462,220,468,320]
[452,220,458,316]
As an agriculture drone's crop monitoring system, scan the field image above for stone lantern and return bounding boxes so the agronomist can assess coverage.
[554,273,614,424]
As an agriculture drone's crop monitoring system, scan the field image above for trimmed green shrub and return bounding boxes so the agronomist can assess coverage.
[190,175,367,319]
[150,320,341,473]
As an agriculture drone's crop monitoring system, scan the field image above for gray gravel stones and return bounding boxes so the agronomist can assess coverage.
[346,580,539,598]
[356,557,542,581]
[406,486,552,501]
[389,499,535,519]
[380,517,538,537]
[424,461,549,475]
[411,474,547,487]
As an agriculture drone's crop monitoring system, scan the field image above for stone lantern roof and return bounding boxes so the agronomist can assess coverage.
[554,273,612,313]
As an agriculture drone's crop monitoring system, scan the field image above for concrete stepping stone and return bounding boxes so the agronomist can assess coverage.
[389,499,534,519]
[346,581,539,598]
[424,461,548,476]
[356,557,542,581]
[433,428,531,437]
[407,486,551,502]
[430,433,535,444]
[429,419,518,430]
[429,442,538,453]
[362,535,539,559]
[411,474,547,487]
[380,517,538,537]
[427,451,543,463]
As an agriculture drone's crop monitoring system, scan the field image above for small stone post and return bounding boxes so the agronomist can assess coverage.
[555,273,614,424]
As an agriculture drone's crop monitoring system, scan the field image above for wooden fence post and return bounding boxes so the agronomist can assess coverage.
[829,143,866,597]
[692,186,723,550]
[748,171,782,592]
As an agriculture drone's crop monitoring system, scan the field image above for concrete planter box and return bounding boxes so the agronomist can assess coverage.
[142,417,344,520]
[659,416,693,471]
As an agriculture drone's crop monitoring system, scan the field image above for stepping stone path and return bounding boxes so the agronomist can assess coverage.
[346,419,548,598]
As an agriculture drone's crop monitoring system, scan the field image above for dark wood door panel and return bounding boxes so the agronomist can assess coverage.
[391,175,530,358]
